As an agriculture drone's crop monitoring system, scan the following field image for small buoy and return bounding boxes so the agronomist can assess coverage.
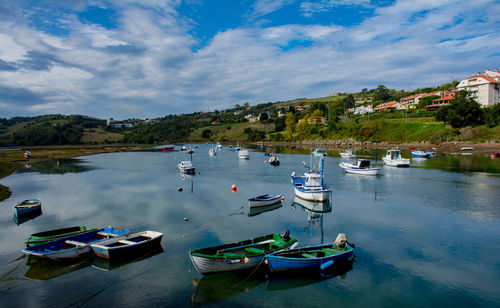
[281,196,285,201]
[184,217,188,221]
[264,259,268,265]
[243,257,250,264]
[178,187,183,192]
[231,184,237,191]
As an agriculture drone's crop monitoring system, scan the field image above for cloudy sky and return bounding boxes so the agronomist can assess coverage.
[1,0,499,119]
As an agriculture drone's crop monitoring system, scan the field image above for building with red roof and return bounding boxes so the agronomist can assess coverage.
[457,69,500,107]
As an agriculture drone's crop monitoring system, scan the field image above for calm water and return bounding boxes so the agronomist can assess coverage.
[0,145,499,307]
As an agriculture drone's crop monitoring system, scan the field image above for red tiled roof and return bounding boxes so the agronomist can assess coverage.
[432,95,455,102]
[464,74,500,84]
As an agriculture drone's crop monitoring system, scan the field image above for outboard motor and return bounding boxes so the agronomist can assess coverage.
[334,233,347,248]
[281,229,290,242]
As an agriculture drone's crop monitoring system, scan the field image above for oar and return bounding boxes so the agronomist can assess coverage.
[219,239,275,253]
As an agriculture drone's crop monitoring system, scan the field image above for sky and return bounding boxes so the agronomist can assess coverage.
[0,0,499,120]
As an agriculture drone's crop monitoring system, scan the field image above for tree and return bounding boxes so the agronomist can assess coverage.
[310,109,324,124]
[418,95,440,109]
[201,129,212,139]
[485,104,500,128]
[342,94,355,110]
[274,117,286,132]
[435,90,484,128]
[373,85,390,102]
[285,112,296,138]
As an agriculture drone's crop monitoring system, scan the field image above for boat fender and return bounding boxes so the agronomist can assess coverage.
[281,196,285,201]
[290,242,299,250]
[228,259,241,264]
[320,260,334,271]
[243,257,250,264]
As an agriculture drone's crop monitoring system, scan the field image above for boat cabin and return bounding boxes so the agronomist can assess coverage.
[357,160,371,169]
[179,161,193,169]
[386,150,401,160]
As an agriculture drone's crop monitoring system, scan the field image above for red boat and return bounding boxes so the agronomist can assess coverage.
[491,152,500,159]
[408,147,416,150]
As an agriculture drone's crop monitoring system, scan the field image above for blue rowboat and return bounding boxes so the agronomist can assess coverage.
[22,227,129,262]
[265,241,353,272]
[14,199,41,216]
[248,194,283,207]
[91,230,163,259]
[411,150,431,158]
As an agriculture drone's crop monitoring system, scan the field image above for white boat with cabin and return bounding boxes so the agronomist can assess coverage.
[339,159,380,175]
[382,149,410,167]
[291,157,331,202]
[238,150,250,159]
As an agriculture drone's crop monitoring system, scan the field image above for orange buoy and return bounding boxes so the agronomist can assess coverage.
[231,184,237,191]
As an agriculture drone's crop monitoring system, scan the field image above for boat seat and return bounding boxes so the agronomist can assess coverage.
[301,253,317,258]
[97,232,118,237]
[65,240,87,247]
[118,240,137,245]
[245,247,264,254]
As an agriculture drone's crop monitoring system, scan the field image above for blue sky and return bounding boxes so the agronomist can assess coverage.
[0,0,499,119]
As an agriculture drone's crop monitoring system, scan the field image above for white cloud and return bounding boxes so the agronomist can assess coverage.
[249,0,295,19]
[0,33,29,62]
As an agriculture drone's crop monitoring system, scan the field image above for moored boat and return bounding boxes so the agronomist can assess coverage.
[382,149,410,167]
[177,160,195,174]
[291,157,331,202]
[22,227,129,261]
[91,230,163,259]
[411,150,430,158]
[265,233,354,272]
[238,150,250,159]
[248,194,283,208]
[339,159,380,175]
[189,232,298,274]
[14,199,42,217]
[209,148,217,156]
[339,150,356,159]
[312,148,326,157]
[25,226,96,247]
[269,155,280,166]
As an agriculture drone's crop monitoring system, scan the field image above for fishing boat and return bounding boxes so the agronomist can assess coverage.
[91,230,163,259]
[291,157,331,202]
[22,227,129,261]
[181,146,187,151]
[216,142,222,149]
[426,150,436,157]
[25,226,96,247]
[235,145,241,151]
[269,155,280,166]
[189,232,298,274]
[312,148,326,157]
[209,148,217,156]
[382,149,410,167]
[339,150,356,159]
[177,160,195,174]
[14,199,42,217]
[339,159,380,175]
[411,150,430,158]
[248,194,283,208]
[265,233,354,272]
[238,150,250,159]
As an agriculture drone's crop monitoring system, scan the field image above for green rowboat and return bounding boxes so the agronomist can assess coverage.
[25,226,96,247]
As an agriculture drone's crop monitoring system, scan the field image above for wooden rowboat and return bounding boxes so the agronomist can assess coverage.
[25,226,96,247]
[90,230,163,259]
[248,194,283,207]
[14,199,41,216]
[189,232,298,274]
[22,227,129,262]
[265,234,354,272]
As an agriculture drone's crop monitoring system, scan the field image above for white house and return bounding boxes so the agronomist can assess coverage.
[457,69,500,107]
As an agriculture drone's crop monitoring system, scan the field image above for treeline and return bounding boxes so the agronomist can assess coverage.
[0,115,104,146]
[123,115,196,143]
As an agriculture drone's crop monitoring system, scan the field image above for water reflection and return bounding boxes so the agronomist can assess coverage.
[13,209,42,225]
[15,158,94,175]
[292,197,332,244]
[92,244,164,271]
[247,203,282,217]
[24,255,93,281]
[179,173,195,193]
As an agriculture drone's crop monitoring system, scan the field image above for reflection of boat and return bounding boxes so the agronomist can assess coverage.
[24,255,94,281]
[411,150,430,158]
[339,150,356,159]
[291,157,331,201]
[191,269,267,306]
[209,148,216,156]
[24,150,31,158]
[292,197,331,213]
[189,232,298,274]
[339,159,380,175]
[248,203,282,217]
[25,226,96,247]
[238,150,249,159]
[312,148,327,156]
[266,235,354,272]
[91,230,163,259]
[14,199,42,216]
[492,152,500,159]
[248,194,283,207]
[22,227,129,261]
[92,244,164,271]
[13,209,42,225]
[382,149,410,167]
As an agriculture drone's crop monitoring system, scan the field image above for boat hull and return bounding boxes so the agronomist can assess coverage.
[25,226,95,247]
[383,158,410,167]
[293,186,330,202]
[91,231,163,259]
[248,194,282,207]
[14,199,41,216]
[339,163,380,175]
[266,243,353,272]
[179,168,195,174]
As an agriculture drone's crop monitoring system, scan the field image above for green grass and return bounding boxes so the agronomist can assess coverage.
[189,122,275,142]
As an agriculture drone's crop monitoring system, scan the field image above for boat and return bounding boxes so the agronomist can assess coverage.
[92,245,164,271]
[186,149,194,154]
[382,149,410,167]
[265,234,354,272]
[24,150,32,158]
[177,159,195,174]
[248,194,283,208]
[22,227,130,262]
[216,142,222,149]
[13,210,42,225]
[238,150,250,159]
[189,232,298,274]
[460,146,475,151]
[25,226,96,247]
[14,199,42,217]
[291,157,331,202]
[162,146,174,152]
[91,230,163,259]
[209,148,217,156]
[339,159,380,175]
[491,152,500,159]
[228,145,233,149]
[269,155,280,166]
[312,148,327,157]
[235,145,241,151]
[339,150,356,159]
[181,146,187,151]
[411,150,430,158]
[248,203,282,217]
[426,150,436,157]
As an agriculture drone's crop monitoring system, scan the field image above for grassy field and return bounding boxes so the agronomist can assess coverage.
[81,128,124,143]
[188,122,275,142]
